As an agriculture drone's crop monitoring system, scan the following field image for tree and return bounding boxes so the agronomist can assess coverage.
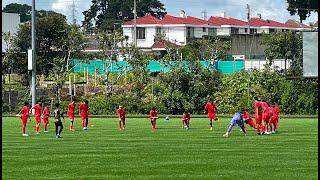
[82,0,166,32]
[287,0,318,23]
[2,3,31,22]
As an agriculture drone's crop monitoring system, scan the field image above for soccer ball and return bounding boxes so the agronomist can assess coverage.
[165,116,169,121]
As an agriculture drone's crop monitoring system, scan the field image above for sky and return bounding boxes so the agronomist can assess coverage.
[2,0,318,25]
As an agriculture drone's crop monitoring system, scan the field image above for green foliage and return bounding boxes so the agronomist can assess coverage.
[287,0,318,23]
[82,0,166,32]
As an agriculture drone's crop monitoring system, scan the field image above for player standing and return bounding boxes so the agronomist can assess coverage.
[204,98,217,130]
[67,98,76,131]
[116,105,126,130]
[79,100,89,130]
[42,103,50,132]
[270,104,280,133]
[223,109,247,137]
[254,98,263,135]
[17,102,30,136]
[149,107,158,130]
[30,100,42,134]
[53,103,64,138]
[261,100,271,134]
[182,110,191,129]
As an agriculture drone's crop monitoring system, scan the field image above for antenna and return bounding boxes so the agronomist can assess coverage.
[72,0,77,25]
[201,9,207,20]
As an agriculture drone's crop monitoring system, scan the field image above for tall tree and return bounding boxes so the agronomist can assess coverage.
[82,0,166,33]
[287,0,318,23]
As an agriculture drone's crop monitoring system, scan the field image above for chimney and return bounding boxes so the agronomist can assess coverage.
[257,13,262,19]
[220,12,226,18]
[180,10,186,18]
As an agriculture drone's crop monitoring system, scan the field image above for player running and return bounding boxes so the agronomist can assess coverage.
[42,103,50,132]
[67,98,76,131]
[79,100,89,130]
[53,102,64,138]
[116,105,126,130]
[182,110,191,130]
[204,98,217,130]
[223,109,247,137]
[30,100,42,134]
[17,102,30,136]
[149,107,158,130]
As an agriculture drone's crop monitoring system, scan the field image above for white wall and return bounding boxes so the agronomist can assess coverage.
[217,27,231,36]
[163,26,186,45]
[245,59,291,70]
[2,13,20,52]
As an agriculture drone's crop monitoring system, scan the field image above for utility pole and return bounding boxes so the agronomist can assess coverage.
[31,0,36,108]
[246,4,250,22]
[201,9,207,20]
[133,0,137,47]
[72,0,77,25]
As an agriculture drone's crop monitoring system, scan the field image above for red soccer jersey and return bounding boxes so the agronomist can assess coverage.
[21,106,30,118]
[117,108,126,119]
[272,106,279,118]
[43,106,50,117]
[205,102,216,114]
[243,111,252,120]
[34,104,42,116]
[79,103,89,117]
[68,102,75,114]
[182,112,190,120]
[149,110,158,120]
[260,102,269,111]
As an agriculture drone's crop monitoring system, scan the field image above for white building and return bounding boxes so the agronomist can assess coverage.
[2,12,20,52]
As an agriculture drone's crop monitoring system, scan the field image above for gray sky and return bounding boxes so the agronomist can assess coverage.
[2,0,318,25]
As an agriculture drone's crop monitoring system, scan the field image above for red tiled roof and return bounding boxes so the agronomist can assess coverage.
[285,19,311,28]
[123,15,160,25]
[151,39,179,49]
[249,17,286,27]
[160,15,208,25]
[208,16,248,26]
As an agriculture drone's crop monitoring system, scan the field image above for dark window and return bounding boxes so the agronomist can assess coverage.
[245,28,248,33]
[156,27,161,34]
[187,27,194,38]
[250,28,257,34]
[269,28,275,33]
[231,27,239,34]
[208,28,217,36]
[136,27,145,39]
[202,27,206,32]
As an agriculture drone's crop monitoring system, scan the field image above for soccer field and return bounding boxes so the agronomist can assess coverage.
[2,117,318,180]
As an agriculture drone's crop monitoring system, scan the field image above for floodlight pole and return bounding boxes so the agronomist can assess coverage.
[133,0,137,47]
[31,0,36,108]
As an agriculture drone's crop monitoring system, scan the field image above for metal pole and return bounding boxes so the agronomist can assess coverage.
[31,0,36,109]
[133,0,137,47]
[73,74,76,96]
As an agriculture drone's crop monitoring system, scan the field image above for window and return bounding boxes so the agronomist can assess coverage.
[208,28,217,36]
[250,28,257,34]
[245,28,248,33]
[231,27,239,34]
[269,28,275,33]
[187,27,194,38]
[136,27,145,39]
[202,27,206,32]
[156,27,161,34]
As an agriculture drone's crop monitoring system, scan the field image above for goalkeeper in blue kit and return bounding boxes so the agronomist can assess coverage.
[223,109,247,137]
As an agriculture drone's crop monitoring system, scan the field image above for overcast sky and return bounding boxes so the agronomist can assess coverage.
[2,0,318,25]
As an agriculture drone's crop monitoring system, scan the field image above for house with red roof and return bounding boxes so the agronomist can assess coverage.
[121,10,312,51]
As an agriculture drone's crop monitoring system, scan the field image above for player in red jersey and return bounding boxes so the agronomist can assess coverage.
[270,104,280,133]
[42,104,50,132]
[30,100,42,134]
[204,98,217,130]
[17,102,30,136]
[254,98,263,135]
[67,99,76,131]
[116,105,126,130]
[79,100,89,130]
[149,107,158,130]
[243,108,256,129]
[260,100,271,134]
[182,110,191,129]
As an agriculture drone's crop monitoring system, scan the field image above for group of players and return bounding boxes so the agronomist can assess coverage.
[17,97,280,138]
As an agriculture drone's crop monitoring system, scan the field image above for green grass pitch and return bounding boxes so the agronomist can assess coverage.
[2,117,318,180]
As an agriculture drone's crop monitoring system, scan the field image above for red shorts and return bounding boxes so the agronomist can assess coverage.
[208,113,216,121]
[43,117,49,124]
[68,114,75,120]
[255,116,262,124]
[21,117,28,126]
[81,113,88,119]
[246,119,255,128]
[35,115,41,123]
[262,114,270,123]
